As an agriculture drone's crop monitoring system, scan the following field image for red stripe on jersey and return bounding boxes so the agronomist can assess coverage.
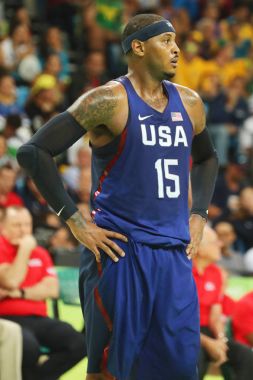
[101,346,117,380]
[94,287,113,332]
[94,128,127,199]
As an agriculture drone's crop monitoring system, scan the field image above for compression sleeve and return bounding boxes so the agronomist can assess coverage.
[17,111,86,221]
[190,128,219,220]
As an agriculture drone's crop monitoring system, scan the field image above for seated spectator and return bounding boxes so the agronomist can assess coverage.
[230,186,253,251]
[0,164,23,208]
[62,145,91,192]
[0,319,22,380]
[193,225,253,380]
[209,162,245,221]
[34,211,62,249]
[2,114,25,158]
[0,23,41,83]
[243,247,253,274]
[41,53,65,88]
[214,221,245,274]
[69,50,109,103]
[25,74,63,133]
[0,134,12,167]
[0,73,23,117]
[49,225,78,252]
[232,291,253,347]
[16,177,50,227]
[0,206,86,380]
[40,27,70,84]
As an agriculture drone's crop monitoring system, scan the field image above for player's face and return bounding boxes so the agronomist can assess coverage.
[144,32,180,80]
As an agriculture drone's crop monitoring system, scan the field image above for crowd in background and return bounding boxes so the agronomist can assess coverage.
[0,1,253,379]
[0,0,253,268]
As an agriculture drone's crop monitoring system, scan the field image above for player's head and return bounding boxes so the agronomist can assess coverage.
[122,14,179,80]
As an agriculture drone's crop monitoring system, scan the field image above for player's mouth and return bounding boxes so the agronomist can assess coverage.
[170,58,178,68]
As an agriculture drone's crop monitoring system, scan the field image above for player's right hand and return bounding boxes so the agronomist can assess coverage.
[67,217,128,263]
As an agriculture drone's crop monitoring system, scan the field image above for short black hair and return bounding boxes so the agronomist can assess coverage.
[122,13,165,42]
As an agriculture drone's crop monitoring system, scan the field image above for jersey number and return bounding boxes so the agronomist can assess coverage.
[155,159,180,198]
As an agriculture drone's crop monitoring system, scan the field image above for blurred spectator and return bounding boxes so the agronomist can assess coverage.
[232,291,253,347]
[240,94,253,159]
[173,40,205,91]
[40,27,70,84]
[0,23,41,83]
[230,186,253,251]
[0,73,23,117]
[172,0,199,21]
[193,225,253,380]
[76,167,91,204]
[209,163,245,221]
[204,75,249,166]
[49,225,77,251]
[226,17,251,59]
[215,221,245,274]
[1,113,25,158]
[16,177,50,227]
[243,247,253,273]
[62,145,91,192]
[0,206,86,380]
[0,164,23,208]
[0,134,12,167]
[0,319,22,380]
[9,6,32,30]
[195,17,220,60]
[33,211,62,249]
[69,50,109,103]
[25,74,63,133]
[46,0,77,48]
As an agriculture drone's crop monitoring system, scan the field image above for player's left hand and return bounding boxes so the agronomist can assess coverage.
[186,214,206,259]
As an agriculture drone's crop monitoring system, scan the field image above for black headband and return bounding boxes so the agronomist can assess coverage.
[122,20,176,54]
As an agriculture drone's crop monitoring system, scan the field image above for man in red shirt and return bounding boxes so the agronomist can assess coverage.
[232,291,253,347]
[0,164,23,207]
[193,225,253,380]
[0,206,86,380]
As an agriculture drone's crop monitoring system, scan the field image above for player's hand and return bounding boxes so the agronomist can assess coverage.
[67,214,128,263]
[186,214,206,259]
[204,336,228,367]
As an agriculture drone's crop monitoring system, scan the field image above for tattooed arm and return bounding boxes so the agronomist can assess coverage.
[68,82,128,146]
[17,82,129,262]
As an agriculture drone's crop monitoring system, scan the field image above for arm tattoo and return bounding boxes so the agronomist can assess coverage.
[179,87,198,108]
[69,87,117,130]
[68,211,86,228]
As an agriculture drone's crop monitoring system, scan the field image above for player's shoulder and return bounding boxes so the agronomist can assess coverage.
[173,83,202,108]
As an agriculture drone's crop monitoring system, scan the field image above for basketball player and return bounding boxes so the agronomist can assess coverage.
[17,14,218,380]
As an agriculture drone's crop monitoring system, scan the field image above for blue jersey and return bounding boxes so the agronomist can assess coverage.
[91,76,193,246]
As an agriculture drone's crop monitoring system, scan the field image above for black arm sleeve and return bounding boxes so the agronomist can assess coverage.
[190,128,219,219]
[17,111,86,221]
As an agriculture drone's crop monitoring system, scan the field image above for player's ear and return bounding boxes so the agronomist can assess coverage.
[131,40,145,57]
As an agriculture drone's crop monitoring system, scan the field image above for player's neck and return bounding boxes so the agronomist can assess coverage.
[127,66,165,99]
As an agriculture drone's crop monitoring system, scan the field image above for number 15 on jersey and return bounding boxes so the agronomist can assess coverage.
[155,159,180,198]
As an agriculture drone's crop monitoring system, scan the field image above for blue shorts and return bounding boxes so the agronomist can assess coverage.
[79,238,200,380]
